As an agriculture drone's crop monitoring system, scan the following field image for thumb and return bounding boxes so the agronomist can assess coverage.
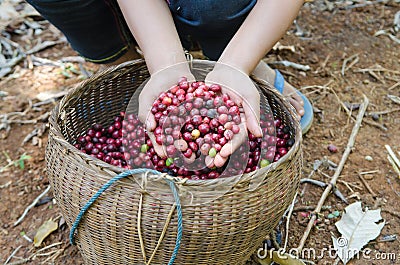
[242,101,262,138]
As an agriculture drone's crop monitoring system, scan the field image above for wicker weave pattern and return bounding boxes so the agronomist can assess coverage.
[46,60,302,265]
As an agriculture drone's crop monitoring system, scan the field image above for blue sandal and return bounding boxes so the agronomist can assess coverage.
[274,69,313,135]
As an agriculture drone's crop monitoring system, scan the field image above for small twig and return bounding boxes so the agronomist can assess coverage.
[338,179,362,191]
[360,169,380,175]
[341,53,359,76]
[329,87,355,122]
[270,60,311,71]
[60,56,86,63]
[319,170,363,192]
[36,242,63,254]
[296,95,369,252]
[22,128,38,145]
[369,107,400,116]
[385,76,400,82]
[46,246,68,263]
[283,192,297,251]
[369,70,386,84]
[14,185,51,226]
[382,209,400,219]
[388,94,400,105]
[4,245,22,265]
[36,250,59,257]
[30,55,61,67]
[342,0,387,10]
[300,168,317,197]
[375,30,400,44]
[301,177,348,203]
[363,118,387,131]
[388,81,400,91]
[358,173,377,197]
[385,145,400,170]
[294,206,316,212]
[332,89,387,131]
[5,259,30,265]
[22,234,32,243]
[354,67,400,75]
[0,180,12,189]
[7,120,37,124]
[314,53,331,74]
[300,80,334,93]
[26,40,61,55]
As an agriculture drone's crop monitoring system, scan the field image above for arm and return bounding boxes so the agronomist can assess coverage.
[117,0,195,158]
[117,0,188,75]
[117,0,194,133]
[218,0,304,74]
[206,0,304,167]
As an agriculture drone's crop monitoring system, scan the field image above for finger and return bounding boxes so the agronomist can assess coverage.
[205,155,215,168]
[183,153,196,164]
[222,88,243,107]
[146,114,157,132]
[138,97,157,131]
[242,101,262,137]
[214,154,228,168]
[147,132,167,158]
[219,122,247,158]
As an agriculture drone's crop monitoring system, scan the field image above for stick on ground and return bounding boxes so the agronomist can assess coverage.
[295,94,369,252]
[14,185,51,226]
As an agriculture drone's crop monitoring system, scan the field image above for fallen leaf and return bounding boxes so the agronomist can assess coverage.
[388,94,400,105]
[332,201,384,264]
[33,219,58,247]
[0,1,19,22]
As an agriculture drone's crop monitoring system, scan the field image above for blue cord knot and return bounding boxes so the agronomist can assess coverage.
[69,168,183,265]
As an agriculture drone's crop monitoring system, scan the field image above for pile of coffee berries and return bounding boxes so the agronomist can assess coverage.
[150,77,242,176]
[74,78,295,179]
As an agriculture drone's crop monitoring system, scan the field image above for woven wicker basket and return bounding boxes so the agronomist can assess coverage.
[46,59,302,265]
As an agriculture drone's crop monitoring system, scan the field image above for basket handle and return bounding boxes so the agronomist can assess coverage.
[69,168,183,265]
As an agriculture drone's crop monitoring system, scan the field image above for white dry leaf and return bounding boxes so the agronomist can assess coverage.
[394,11,400,32]
[0,1,19,22]
[388,94,400,105]
[332,202,385,265]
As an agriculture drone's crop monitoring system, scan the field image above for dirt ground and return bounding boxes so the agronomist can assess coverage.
[1,1,400,264]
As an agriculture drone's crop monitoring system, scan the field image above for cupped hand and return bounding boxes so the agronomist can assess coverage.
[205,63,262,167]
[138,63,195,158]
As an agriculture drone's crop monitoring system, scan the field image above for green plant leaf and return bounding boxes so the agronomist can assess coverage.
[19,159,24,170]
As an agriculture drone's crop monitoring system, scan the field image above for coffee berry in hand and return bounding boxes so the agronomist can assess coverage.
[74,77,295,179]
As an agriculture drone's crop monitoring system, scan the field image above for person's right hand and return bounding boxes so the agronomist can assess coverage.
[138,63,195,158]
[205,63,263,168]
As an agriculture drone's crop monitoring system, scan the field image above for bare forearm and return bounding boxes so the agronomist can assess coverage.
[117,0,187,74]
[219,0,304,74]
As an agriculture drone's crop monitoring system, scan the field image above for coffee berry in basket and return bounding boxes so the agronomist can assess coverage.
[73,77,294,179]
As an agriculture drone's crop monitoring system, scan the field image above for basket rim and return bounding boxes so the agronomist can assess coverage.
[48,59,302,185]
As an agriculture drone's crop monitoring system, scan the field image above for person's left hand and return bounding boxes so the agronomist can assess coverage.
[205,63,262,168]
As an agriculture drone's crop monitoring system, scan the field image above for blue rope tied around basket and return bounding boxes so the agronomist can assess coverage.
[69,168,183,265]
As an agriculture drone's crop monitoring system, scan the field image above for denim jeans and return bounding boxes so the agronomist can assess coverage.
[26,0,257,63]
